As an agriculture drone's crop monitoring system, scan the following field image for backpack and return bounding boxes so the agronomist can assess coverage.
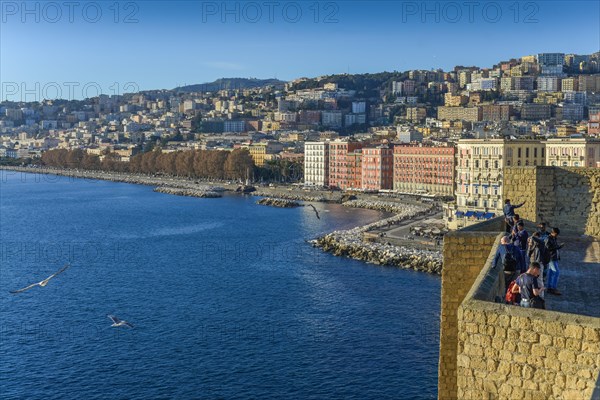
[502,246,517,272]
[505,279,521,304]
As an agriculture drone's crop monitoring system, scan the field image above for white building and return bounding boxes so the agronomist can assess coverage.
[352,101,366,114]
[445,139,546,229]
[321,111,343,128]
[537,76,561,92]
[304,142,329,187]
[545,138,600,167]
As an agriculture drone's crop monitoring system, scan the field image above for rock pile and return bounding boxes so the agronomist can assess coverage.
[312,202,443,274]
[153,186,222,198]
[343,199,431,214]
[256,198,300,208]
[252,190,326,202]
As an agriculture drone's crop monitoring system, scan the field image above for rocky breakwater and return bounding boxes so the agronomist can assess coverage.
[312,202,443,274]
[343,199,420,214]
[256,197,300,208]
[252,189,326,202]
[153,186,222,198]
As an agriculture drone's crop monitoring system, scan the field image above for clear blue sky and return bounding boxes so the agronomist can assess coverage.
[1,0,599,100]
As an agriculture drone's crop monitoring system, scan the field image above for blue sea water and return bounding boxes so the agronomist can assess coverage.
[0,171,440,399]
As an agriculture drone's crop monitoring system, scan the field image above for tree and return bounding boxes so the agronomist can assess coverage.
[225,149,255,180]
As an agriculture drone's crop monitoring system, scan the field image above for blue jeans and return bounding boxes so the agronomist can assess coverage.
[547,260,560,289]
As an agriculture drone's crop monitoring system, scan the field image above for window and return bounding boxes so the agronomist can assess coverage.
[526,148,529,158]
[518,148,522,158]
[534,148,538,158]
[562,162,568,167]
[517,160,521,166]
[494,161,499,169]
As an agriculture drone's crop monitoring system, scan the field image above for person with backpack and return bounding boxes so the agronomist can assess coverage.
[503,199,525,233]
[545,227,564,296]
[494,235,525,293]
[516,262,545,309]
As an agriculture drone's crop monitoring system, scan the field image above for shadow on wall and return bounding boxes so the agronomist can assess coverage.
[542,169,595,236]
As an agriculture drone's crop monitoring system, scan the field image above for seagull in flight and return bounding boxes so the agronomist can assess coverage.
[107,315,134,328]
[304,204,321,219]
[10,264,71,294]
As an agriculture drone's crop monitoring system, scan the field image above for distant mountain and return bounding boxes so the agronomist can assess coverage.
[174,78,286,93]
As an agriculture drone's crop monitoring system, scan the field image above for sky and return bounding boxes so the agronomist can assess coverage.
[1,0,599,100]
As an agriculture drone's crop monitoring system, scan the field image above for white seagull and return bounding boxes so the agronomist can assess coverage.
[107,315,134,328]
[10,264,71,294]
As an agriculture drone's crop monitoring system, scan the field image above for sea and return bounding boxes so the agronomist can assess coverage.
[0,171,440,399]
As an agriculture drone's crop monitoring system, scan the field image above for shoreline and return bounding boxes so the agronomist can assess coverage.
[2,166,444,274]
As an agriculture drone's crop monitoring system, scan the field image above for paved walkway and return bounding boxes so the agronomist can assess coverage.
[544,236,600,318]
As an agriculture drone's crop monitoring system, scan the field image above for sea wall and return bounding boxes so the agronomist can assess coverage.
[504,167,600,238]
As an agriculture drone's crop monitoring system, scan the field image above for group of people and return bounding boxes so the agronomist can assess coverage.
[497,199,565,309]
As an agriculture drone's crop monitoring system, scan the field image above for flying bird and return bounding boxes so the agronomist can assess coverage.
[10,264,71,294]
[107,315,134,328]
[304,204,321,220]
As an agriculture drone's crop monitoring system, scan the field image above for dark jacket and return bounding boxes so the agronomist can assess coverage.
[544,235,563,261]
[494,243,525,273]
[513,229,529,251]
[528,236,546,263]
[503,202,524,219]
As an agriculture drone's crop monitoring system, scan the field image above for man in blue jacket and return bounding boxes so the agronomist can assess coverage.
[503,199,525,233]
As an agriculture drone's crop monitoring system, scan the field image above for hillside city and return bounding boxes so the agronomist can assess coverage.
[2,51,600,229]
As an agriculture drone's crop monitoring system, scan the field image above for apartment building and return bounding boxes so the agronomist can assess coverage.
[545,138,600,167]
[588,107,600,135]
[249,141,284,167]
[437,106,482,122]
[445,139,546,229]
[328,140,366,189]
[361,145,393,190]
[304,142,329,187]
[393,144,455,196]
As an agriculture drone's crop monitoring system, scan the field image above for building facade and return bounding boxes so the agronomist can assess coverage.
[393,144,455,196]
[304,142,329,186]
[445,139,546,229]
[328,140,366,189]
[361,145,393,190]
[545,138,600,167]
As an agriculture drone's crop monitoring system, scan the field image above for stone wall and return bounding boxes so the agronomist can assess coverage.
[457,300,600,399]
[437,219,502,400]
[453,232,600,399]
[504,167,600,238]
[439,217,600,399]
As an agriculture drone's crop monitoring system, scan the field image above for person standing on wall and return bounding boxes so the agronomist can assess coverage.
[503,199,525,233]
[545,227,564,296]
